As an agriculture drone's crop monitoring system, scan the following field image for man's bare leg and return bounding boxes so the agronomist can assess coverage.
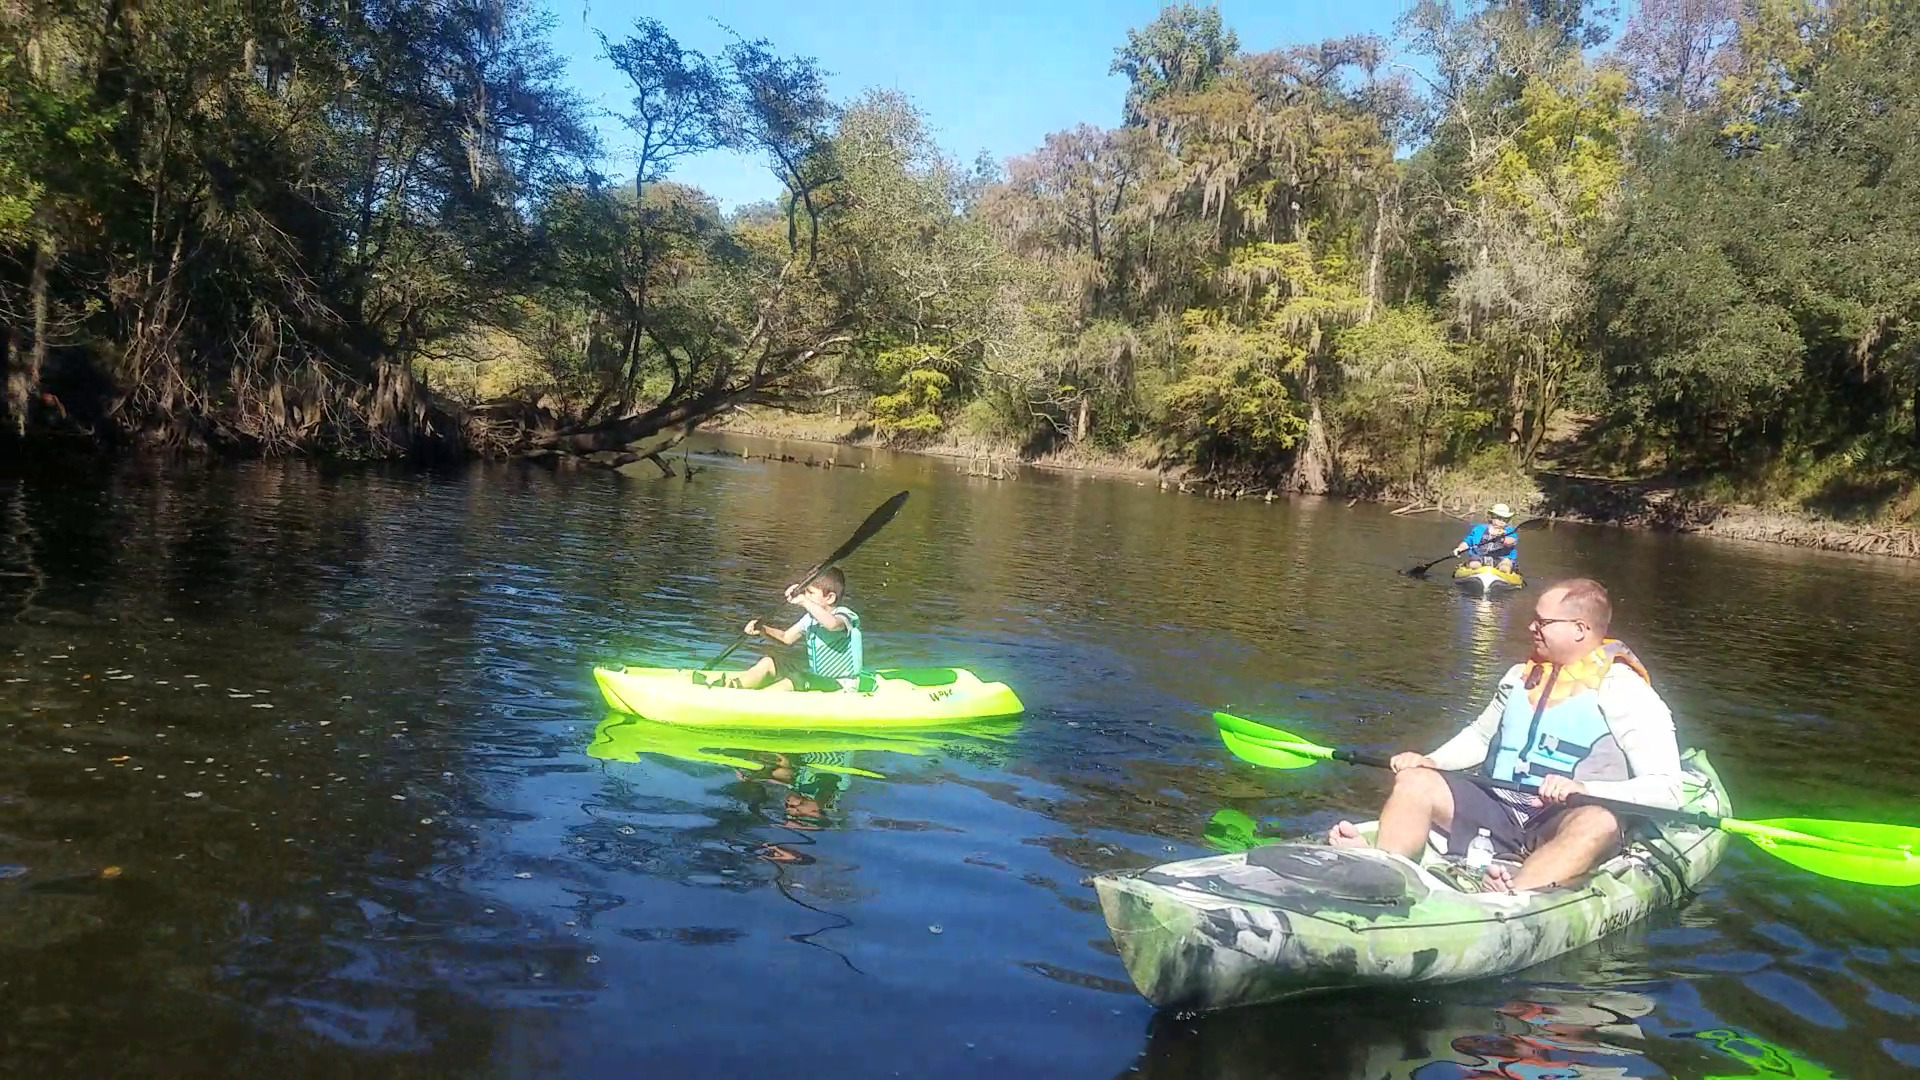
[1492,805,1621,891]
[1328,767,1457,860]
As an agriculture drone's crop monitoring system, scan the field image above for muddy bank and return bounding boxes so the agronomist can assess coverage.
[1531,472,1920,559]
[709,412,1179,485]
[709,411,1920,560]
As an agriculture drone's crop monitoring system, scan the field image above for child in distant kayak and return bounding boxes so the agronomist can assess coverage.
[1456,503,1519,573]
[728,566,864,692]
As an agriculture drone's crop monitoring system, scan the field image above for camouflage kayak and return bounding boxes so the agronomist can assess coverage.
[1092,749,1727,1011]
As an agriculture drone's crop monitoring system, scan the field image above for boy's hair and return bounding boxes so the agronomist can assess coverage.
[1551,577,1612,634]
[809,566,847,600]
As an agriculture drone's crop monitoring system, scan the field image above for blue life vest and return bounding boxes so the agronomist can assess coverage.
[1485,641,1648,787]
[1463,523,1518,561]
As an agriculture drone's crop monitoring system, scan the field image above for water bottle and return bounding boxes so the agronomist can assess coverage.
[1464,828,1495,871]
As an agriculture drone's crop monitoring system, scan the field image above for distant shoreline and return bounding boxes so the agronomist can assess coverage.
[707,413,1920,562]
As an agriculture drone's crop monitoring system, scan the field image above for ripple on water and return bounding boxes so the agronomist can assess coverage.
[3,447,1920,1077]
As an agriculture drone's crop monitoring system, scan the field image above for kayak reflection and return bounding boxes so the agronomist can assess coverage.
[585,711,1023,829]
[1123,977,1850,1080]
[1127,988,1668,1079]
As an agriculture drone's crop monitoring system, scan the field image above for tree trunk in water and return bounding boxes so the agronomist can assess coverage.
[4,240,53,438]
[1506,365,1527,455]
[1074,393,1090,443]
[1289,361,1331,494]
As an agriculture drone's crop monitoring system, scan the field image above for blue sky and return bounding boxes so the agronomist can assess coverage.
[549,0,1424,209]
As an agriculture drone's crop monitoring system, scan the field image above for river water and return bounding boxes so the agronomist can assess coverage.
[2,434,1917,1078]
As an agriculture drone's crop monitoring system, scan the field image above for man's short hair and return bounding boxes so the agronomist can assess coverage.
[1551,578,1612,634]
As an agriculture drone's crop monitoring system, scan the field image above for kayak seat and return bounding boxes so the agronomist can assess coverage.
[1245,844,1412,905]
[873,667,963,688]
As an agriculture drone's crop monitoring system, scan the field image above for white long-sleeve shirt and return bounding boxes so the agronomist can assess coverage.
[1426,662,1686,809]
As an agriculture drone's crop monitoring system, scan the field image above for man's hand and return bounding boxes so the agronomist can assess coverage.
[1390,752,1439,772]
[1538,775,1587,803]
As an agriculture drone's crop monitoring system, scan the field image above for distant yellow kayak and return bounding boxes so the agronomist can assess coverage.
[1452,564,1524,592]
[592,665,1025,729]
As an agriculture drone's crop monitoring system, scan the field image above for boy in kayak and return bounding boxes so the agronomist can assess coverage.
[728,566,863,692]
[1455,504,1519,573]
[1326,578,1685,892]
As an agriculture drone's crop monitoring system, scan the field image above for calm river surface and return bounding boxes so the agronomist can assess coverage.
[3,433,1918,1078]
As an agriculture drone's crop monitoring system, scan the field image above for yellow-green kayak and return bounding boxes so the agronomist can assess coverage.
[592,665,1025,729]
[1453,564,1524,592]
[585,711,1022,774]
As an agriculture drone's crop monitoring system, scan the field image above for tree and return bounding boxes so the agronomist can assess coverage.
[1111,4,1239,125]
[1614,0,1740,119]
[599,19,728,410]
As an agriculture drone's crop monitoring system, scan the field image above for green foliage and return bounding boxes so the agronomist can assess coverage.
[869,343,955,436]
[1162,307,1308,453]
[1335,305,1470,484]
[7,0,1918,497]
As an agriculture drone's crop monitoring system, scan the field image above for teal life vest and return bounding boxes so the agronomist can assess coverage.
[801,606,863,679]
[1486,641,1649,788]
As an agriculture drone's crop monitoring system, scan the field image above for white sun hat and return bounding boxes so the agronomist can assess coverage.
[1490,503,1514,518]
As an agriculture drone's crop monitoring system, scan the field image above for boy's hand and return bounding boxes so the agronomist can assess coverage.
[784,583,803,603]
[744,619,762,637]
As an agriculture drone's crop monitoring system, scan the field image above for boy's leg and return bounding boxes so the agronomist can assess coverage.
[1497,556,1515,573]
[731,655,777,689]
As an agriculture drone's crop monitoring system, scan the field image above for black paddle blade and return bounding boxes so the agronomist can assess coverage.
[798,490,909,589]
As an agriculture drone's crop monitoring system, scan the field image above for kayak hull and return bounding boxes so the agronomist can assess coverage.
[1092,750,1727,1011]
[1453,565,1524,592]
[585,711,1021,775]
[593,665,1024,729]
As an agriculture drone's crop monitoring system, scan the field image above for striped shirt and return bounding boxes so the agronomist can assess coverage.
[795,606,863,679]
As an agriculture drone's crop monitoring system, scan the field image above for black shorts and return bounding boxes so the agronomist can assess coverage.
[1441,773,1621,859]
[768,652,848,693]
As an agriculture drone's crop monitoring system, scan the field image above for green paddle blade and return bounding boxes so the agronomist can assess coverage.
[1204,808,1266,853]
[1219,728,1326,769]
[1212,712,1336,761]
[1731,817,1920,887]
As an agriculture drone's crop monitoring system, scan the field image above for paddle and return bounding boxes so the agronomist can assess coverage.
[1403,517,1551,578]
[701,490,911,671]
[1212,711,1920,887]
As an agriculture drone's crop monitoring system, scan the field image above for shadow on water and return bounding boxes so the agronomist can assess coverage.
[2,439,1919,1076]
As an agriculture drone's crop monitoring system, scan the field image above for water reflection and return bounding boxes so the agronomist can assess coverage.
[1125,984,1859,1079]
[3,441,1919,1076]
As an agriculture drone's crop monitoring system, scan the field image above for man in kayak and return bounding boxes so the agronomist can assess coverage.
[1455,504,1519,573]
[728,567,863,692]
[1326,578,1685,892]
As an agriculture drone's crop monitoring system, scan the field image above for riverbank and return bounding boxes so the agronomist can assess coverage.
[711,409,1920,560]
